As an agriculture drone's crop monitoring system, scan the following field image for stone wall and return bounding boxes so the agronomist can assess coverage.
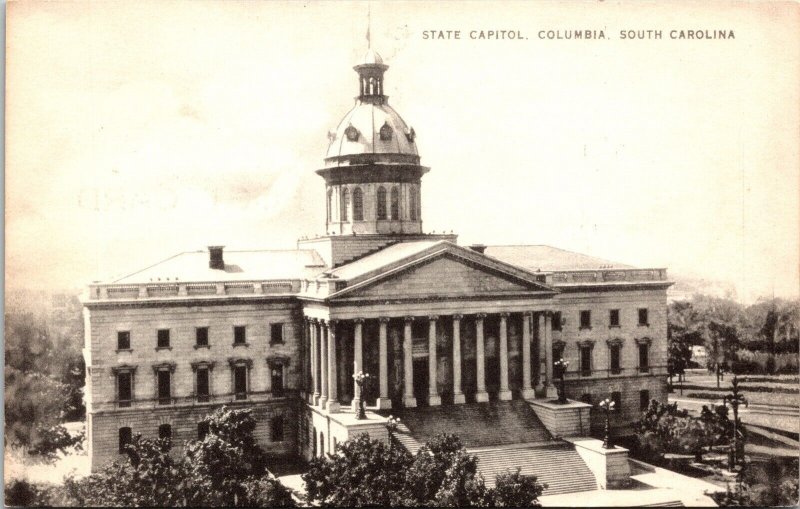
[89,399,296,471]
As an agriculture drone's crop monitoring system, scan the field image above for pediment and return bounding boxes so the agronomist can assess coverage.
[329,248,554,301]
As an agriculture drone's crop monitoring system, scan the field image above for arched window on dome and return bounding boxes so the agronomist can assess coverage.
[409,187,418,221]
[390,187,399,220]
[326,189,332,223]
[353,188,364,221]
[341,188,350,222]
[376,186,387,220]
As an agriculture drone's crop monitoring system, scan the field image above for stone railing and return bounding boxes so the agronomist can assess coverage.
[88,280,300,301]
[550,268,668,285]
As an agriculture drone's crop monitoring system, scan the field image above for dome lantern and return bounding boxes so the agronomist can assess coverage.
[354,49,388,104]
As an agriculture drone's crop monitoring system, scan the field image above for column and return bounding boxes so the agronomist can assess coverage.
[403,317,417,407]
[536,313,546,393]
[452,314,465,404]
[475,313,489,402]
[522,312,535,399]
[310,320,318,404]
[377,318,392,409]
[545,312,557,398]
[319,322,328,408]
[351,319,363,411]
[428,316,441,406]
[498,313,512,401]
[326,321,340,412]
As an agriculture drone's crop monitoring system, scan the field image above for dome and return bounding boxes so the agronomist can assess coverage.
[362,48,383,65]
[325,101,418,161]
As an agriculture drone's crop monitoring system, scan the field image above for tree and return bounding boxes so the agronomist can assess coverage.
[303,432,544,507]
[63,407,294,507]
[303,433,412,506]
[667,301,700,387]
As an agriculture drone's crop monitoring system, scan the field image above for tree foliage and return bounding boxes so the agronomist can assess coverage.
[303,432,545,507]
[62,407,295,507]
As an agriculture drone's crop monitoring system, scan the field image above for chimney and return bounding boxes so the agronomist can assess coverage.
[208,246,225,270]
[469,244,487,254]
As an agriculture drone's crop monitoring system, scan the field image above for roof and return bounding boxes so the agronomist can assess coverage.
[483,245,635,272]
[326,240,441,280]
[325,100,418,160]
[110,249,327,284]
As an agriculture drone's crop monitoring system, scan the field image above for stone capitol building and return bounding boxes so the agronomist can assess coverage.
[82,43,675,497]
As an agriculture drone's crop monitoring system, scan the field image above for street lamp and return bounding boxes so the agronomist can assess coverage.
[598,397,616,449]
[352,371,371,420]
[723,376,748,469]
[554,358,569,403]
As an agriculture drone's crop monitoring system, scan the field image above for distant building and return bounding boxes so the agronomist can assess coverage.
[82,43,674,498]
[691,345,708,367]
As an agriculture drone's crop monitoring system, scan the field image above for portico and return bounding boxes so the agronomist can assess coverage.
[303,307,559,413]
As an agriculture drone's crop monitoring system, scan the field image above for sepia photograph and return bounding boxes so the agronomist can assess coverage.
[4,1,799,506]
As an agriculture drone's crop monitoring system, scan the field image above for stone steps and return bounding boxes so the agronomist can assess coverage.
[386,399,552,451]
[474,443,598,495]
[385,400,599,496]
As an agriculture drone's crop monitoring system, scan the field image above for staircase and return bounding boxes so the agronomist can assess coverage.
[474,443,598,494]
[384,400,600,496]
[386,400,552,453]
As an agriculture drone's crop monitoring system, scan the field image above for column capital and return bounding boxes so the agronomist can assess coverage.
[353,318,366,324]
[523,311,534,317]
[452,313,464,321]
[428,315,439,321]
[378,316,390,323]
[499,312,510,318]
[476,313,487,319]
[404,316,415,323]
[327,319,339,327]
[545,310,555,318]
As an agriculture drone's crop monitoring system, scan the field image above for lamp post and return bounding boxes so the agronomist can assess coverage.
[554,358,569,403]
[723,376,748,470]
[598,397,616,449]
[352,371,371,420]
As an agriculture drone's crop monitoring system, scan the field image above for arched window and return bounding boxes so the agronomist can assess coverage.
[158,423,172,441]
[353,188,364,221]
[390,187,399,220]
[119,427,132,454]
[376,187,387,220]
[340,188,350,222]
[326,189,332,222]
[409,187,418,221]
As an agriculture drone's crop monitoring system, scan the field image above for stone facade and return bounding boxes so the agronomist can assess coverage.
[82,44,672,471]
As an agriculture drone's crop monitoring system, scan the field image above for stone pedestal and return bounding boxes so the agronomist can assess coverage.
[564,436,631,489]
[498,390,513,401]
[475,391,490,403]
[529,398,592,438]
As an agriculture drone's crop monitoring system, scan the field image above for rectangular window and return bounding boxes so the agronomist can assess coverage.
[119,427,132,454]
[638,308,649,326]
[612,391,622,412]
[610,345,621,374]
[580,310,591,329]
[196,368,210,402]
[552,312,562,331]
[270,323,284,344]
[118,372,132,407]
[609,309,620,327]
[157,370,171,404]
[234,365,247,400]
[271,364,284,396]
[271,416,284,442]
[198,421,210,440]
[157,329,170,348]
[640,390,650,411]
[158,424,172,440]
[580,346,592,376]
[117,331,131,350]
[233,326,247,345]
[196,327,209,347]
[639,343,650,373]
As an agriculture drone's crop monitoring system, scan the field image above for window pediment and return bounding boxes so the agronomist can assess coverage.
[578,340,595,349]
[191,361,216,371]
[267,355,291,367]
[636,337,653,345]
[606,338,624,348]
[111,364,136,375]
[228,357,253,368]
[152,362,176,373]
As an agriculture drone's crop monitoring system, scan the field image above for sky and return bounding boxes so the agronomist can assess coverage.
[6,0,799,303]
